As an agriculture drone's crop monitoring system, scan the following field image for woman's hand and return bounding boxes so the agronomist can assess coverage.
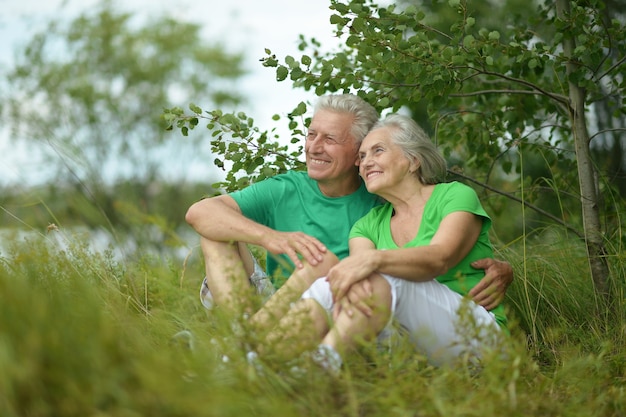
[325,249,379,302]
[332,279,374,321]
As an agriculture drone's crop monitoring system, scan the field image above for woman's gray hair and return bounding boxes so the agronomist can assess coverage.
[372,114,447,184]
[314,94,379,143]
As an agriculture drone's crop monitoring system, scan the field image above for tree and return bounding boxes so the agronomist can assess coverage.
[167,0,625,302]
[1,1,246,247]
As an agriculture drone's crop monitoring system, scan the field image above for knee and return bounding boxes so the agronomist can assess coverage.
[291,298,330,332]
[344,276,392,326]
[199,237,243,261]
[304,251,340,278]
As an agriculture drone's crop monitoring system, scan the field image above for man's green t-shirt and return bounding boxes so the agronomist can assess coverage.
[231,170,380,286]
[349,181,507,328]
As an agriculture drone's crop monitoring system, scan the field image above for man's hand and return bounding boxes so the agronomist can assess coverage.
[260,230,327,269]
[468,258,514,310]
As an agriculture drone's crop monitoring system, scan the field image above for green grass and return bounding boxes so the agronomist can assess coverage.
[1,227,624,417]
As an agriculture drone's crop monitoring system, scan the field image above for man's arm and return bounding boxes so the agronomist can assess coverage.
[186,195,268,246]
[185,195,326,268]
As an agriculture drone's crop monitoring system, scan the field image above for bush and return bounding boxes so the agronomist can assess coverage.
[0,228,624,416]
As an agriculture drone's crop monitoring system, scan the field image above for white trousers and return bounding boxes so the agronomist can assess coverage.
[302,274,501,366]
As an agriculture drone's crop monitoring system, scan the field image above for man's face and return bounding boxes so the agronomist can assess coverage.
[305,109,360,184]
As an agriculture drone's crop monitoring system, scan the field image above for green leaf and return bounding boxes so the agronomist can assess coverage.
[349,3,363,13]
[276,65,289,81]
[330,14,346,25]
[285,55,298,69]
[263,56,278,67]
[352,17,366,32]
[261,166,275,177]
[405,5,417,15]
[463,35,475,48]
[189,103,202,114]
[346,35,361,47]
[290,101,307,117]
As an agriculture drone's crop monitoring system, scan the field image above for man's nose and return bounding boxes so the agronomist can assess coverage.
[307,135,323,152]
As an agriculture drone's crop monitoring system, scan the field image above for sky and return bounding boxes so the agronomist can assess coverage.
[0,0,344,186]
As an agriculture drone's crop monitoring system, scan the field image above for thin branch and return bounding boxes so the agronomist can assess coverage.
[463,68,571,106]
[449,89,539,97]
[591,8,612,77]
[588,127,626,142]
[598,53,626,81]
[416,22,454,41]
[449,169,584,239]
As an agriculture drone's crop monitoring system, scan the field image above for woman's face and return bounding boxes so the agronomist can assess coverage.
[357,127,414,194]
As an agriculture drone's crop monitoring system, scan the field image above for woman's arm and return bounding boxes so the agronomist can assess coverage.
[327,211,482,301]
[377,211,482,280]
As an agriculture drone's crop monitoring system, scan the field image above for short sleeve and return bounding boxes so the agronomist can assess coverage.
[440,182,491,229]
[231,177,285,226]
[348,203,392,245]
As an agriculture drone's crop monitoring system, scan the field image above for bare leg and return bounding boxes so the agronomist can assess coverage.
[257,298,331,362]
[201,237,255,316]
[255,273,391,369]
[250,251,339,332]
[322,274,392,356]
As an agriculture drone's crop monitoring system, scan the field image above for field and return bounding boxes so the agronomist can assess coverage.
[1,226,624,417]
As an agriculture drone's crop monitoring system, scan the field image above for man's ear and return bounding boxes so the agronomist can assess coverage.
[354,150,361,166]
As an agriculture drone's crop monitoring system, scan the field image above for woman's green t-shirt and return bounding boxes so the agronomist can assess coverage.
[349,181,507,328]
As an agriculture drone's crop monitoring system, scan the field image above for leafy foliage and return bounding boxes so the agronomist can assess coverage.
[4,2,245,184]
[166,0,626,298]
[0,1,247,251]
[163,103,306,192]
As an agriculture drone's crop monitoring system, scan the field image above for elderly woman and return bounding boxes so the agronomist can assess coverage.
[254,114,507,372]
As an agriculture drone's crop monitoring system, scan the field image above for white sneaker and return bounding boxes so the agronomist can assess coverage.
[311,344,342,376]
[199,277,214,309]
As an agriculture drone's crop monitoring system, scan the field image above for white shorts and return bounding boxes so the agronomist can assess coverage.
[302,275,500,366]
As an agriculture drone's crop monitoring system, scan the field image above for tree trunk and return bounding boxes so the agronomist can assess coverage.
[556,0,610,299]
